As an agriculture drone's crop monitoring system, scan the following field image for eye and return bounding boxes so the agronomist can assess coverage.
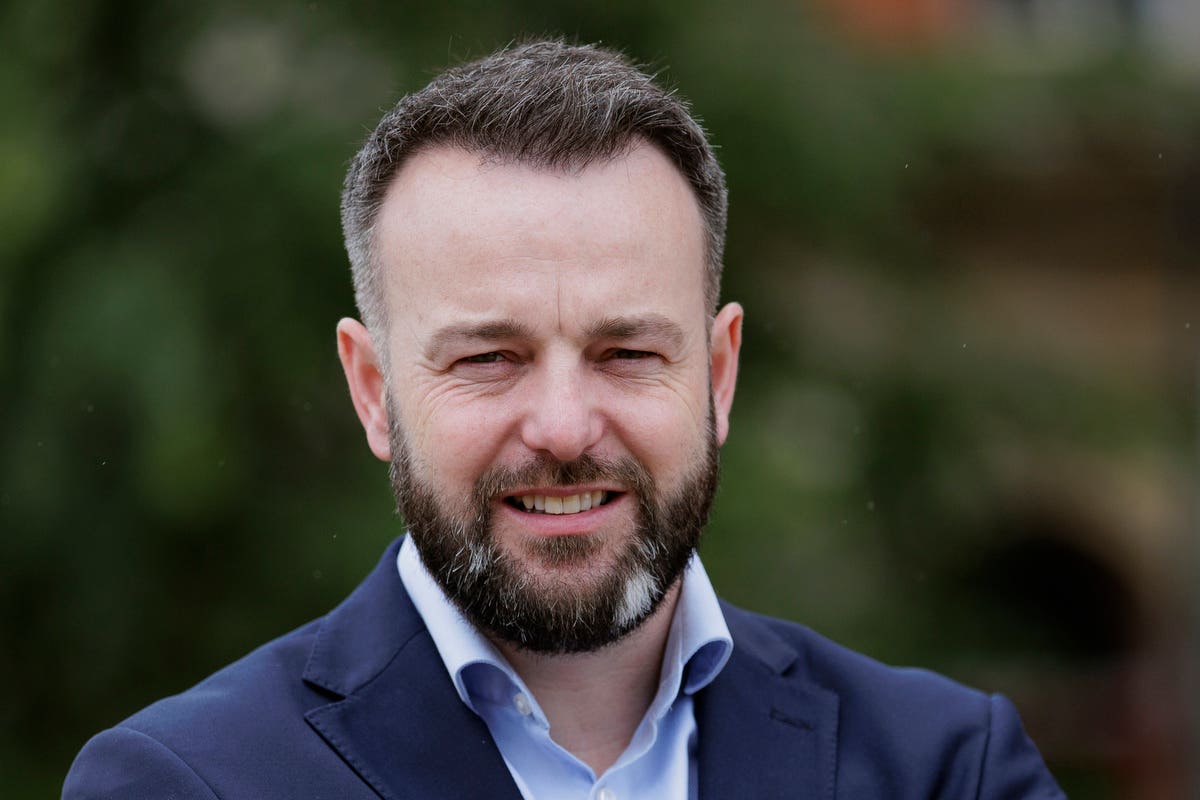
[447,350,521,384]
[460,352,506,364]
[609,349,655,360]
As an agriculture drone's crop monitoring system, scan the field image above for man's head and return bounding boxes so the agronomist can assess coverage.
[336,41,742,654]
[340,40,729,346]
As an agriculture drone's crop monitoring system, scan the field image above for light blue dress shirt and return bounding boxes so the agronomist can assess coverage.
[397,536,733,800]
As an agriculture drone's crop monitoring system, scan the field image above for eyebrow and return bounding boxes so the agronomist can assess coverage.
[423,313,687,360]
[424,319,537,361]
[586,314,686,351]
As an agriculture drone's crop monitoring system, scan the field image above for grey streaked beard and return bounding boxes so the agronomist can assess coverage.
[386,397,720,654]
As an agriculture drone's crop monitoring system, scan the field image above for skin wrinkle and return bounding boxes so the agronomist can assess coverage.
[586,314,687,353]
[423,319,539,363]
[423,315,689,375]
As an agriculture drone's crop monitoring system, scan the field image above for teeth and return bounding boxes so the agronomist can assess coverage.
[513,491,609,515]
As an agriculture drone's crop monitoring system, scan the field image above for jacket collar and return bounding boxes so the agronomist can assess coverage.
[696,601,841,799]
[302,537,523,800]
[301,538,839,799]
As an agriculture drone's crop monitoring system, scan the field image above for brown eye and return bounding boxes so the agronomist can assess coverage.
[611,349,653,360]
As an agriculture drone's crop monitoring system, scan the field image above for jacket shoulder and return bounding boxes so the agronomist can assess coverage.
[722,604,1065,798]
[64,538,416,799]
[64,725,219,800]
[120,617,325,739]
[765,611,986,706]
[726,603,985,707]
[63,618,362,799]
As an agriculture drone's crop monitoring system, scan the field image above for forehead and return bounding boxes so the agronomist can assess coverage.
[373,144,709,341]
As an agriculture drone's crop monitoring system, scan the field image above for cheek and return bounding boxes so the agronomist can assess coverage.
[603,392,708,478]
[400,392,517,487]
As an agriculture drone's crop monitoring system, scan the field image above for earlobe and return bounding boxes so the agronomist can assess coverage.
[709,302,743,445]
[335,318,392,461]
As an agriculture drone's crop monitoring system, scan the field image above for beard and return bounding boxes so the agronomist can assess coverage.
[387,401,721,654]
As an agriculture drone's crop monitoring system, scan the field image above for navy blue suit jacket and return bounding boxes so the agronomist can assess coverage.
[64,538,1064,798]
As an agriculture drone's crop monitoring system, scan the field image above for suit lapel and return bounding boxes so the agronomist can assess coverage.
[301,537,522,800]
[298,539,840,799]
[696,603,840,800]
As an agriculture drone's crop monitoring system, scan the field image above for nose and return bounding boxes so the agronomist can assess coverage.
[519,356,603,462]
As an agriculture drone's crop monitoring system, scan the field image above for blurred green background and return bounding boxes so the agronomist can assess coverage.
[2,0,1198,797]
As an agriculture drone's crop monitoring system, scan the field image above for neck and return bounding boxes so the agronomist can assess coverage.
[494,581,681,776]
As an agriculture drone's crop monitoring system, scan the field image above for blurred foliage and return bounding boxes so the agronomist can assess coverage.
[2,1,1198,797]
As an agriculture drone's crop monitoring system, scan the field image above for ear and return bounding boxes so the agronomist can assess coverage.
[709,302,743,445]
[336,318,392,462]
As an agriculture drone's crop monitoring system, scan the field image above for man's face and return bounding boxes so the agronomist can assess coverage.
[340,144,742,652]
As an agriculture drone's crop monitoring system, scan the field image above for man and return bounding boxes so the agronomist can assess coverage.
[64,40,1064,798]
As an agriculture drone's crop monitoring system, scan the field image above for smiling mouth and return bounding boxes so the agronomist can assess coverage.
[505,490,617,515]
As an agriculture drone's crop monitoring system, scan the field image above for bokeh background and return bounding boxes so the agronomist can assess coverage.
[3,1,1198,797]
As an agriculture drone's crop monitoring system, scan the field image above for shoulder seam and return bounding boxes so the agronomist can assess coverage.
[972,693,996,800]
[112,725,221,800]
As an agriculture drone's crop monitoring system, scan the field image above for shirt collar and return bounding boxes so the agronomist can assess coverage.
[397,536,511,713]
[397,536,733,714]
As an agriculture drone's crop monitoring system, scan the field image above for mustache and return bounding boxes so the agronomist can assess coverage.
[474,452,653,500]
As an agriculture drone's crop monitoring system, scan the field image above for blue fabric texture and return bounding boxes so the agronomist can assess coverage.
[64,536,1066,799]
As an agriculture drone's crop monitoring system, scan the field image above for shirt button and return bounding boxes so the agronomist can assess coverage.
[597,789,616,800]
[512,692,532,716]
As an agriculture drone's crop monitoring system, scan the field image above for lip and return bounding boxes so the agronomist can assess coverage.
[495,490,628,537]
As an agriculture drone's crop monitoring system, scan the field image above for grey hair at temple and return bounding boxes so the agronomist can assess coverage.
[340,39,728,349]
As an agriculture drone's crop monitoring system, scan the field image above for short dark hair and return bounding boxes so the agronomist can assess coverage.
[341,39,728,340]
